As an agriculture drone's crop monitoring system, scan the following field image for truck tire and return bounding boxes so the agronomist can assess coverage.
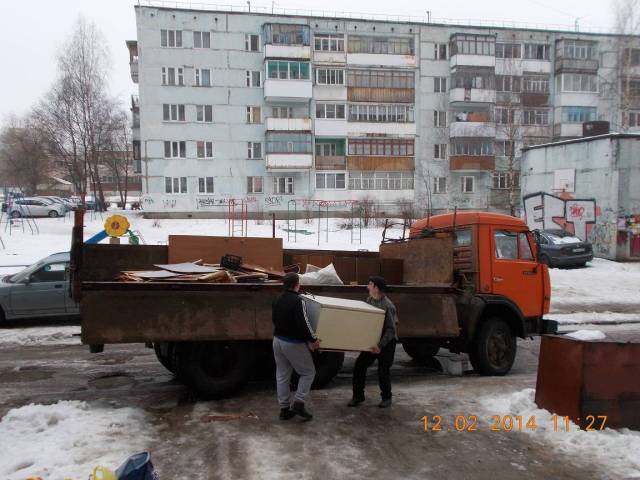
[311,351,345,389]
[174,341,256,399]
[153,342,176,374]
[469,317,517,376]
[402,340,440,363]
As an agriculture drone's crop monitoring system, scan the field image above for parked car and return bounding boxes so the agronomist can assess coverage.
[8,197,66,218]
[536,229,594,268]
[0,252,79,321]
[38,196,75,212]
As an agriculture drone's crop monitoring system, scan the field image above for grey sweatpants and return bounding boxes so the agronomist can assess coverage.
[272,337,316,408]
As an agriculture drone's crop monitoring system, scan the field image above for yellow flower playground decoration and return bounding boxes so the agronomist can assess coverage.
[104,215,130,238]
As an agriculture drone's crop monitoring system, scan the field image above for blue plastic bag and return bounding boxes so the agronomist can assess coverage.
[115,452,159,480]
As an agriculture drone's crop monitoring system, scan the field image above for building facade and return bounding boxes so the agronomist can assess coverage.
[521,134,640,261]
[127,5,640,217]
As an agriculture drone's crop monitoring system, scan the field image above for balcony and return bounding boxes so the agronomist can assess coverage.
[315,156,346,170]
[347,87,414,103]
[266,153,313,171]
[522,59,552,74]
[554,58,599,73]
[521,92,550,107]
[264,44,311,59]
[449,155,495,170]
[126,40,138,84]
[266,118,312,131]
[450,88,496,105]
[264,79,312,102]
[553,123,583,139]
[346,156,414,171]
[347,122,416,136]
[449,121,496,138]
[450,54,495,69]
[315,119,347,136]
[347,53,416,68]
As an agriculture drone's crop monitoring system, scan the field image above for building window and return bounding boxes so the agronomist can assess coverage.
[266,61,311,80]
[245,34,260,51]
[451,70,494,89]
[165,177,187,193]
[314,34,344,52]
[461,176,475,193]
[560,40,596,60]
[562,106,597,123]
[273,177,294,194]
[495,107,516,124]
[246,70,261,87]
[247,142,262,159]
[348,104,414,123]
[194,68,211,87]
[434,110,446,127]
[162,104,185,122]
[316,143,338,156]
[495,140,515,157]
[316,103,346,119]
[161,29,182,48]
[247,177,263,193]
[492,171,520,189]
[434,144,447,159]
[434,77,447,93]
[496,75,521,92]
[495,43,521,59]
[434,43,447,60]
[450,34,495,56]
[316,172,346,189]
[626,111,640,127]
[348,138,414,156]
[193,31,211,48]
[348,171,413,190]
[451,140,494,155]
[196,141,213,158]
[246,106,262,123]
[198,177,214,193]
[163,141,186,158]
[558,73,598,93]
[433,177,447,193]
[522,109,549,126]
[622,78,640,97]
[316,68,344,85]
[523,75,550,93]
[271,106,293,119]
[268,24,309,45]
[266,133,312,154]
[623,48,640,66]
[524,43,550,60]
[196,105,213,123]
[346,69,415,88]
[161,67,184,86]
[347,35,414,55]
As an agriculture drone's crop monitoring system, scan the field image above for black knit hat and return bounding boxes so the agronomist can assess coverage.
[368,276,388,292]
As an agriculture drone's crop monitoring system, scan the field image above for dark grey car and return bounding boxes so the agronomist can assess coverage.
[536,229,594,268]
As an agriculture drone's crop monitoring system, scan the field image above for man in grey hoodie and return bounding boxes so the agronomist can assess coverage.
[348,276,399,409]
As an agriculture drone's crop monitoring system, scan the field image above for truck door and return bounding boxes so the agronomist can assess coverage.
[491,229,543,318]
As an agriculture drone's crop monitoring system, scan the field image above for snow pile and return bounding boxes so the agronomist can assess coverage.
[0,326,80,346]
[483,389,640,478]
[0,401,153,480]
[565,330,606,341]
[551,312,640,325]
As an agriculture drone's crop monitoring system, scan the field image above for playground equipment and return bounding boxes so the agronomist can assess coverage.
[86,214,141,245]
[285,199,364,245]
[228,198,248,237]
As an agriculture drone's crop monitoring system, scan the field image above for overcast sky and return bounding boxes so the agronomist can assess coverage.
[0,0,622,120]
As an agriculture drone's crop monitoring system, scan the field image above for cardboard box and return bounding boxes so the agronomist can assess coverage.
[301,295,385,352]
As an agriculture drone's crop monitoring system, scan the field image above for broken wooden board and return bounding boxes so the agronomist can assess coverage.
[154,262,221,274]
[168,236,283,271]
[380,237,453,285]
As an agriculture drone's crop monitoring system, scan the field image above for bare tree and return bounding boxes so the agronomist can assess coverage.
[102,111,134,206]
[613,0,640,130]
[0,115,52,195]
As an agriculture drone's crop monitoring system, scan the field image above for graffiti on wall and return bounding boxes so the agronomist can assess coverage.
[523,192,597,241]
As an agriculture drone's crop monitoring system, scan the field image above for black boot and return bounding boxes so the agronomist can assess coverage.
[347,397,365,407]
[291,401,313,421]
[279,407,295,420]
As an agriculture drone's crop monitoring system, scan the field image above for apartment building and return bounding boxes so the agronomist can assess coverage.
[127,4,640,217]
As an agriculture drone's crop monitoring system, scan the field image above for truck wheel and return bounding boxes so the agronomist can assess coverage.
[402,340,440,363]
[469,317,517,376]
[153,342,176,374]
[175,341,256,399]
[311,351,345,389]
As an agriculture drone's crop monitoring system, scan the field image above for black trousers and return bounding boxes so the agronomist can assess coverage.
[352,340,396,400]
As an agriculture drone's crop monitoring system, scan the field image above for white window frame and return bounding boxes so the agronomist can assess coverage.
[492,172,511,190]
[434,43,447,60]
[348,171,413,190]
[434,110,446,127]
[193,31,211,49]
[246,106,262,124]
[316,103,346,119]
[163,141,186,159]
[316,68,345,85]
[194,68,212,87]
[245,34,260,51]
[161,29,182,48]
[434,77,447,93]
[196,105,213,123]
[433,177,447,194]
[434,143,447,159]
[161,67,184,86]
[314,34,345,52]
[247,142,262,159]
[522,108,549,126]
[162,104,185,122]
[165,176,187,194]
[246,70,261,87]
[315,142,338,156]
[198,176,214,194]
[271,106,293,119]
[196,141,214,159]
[273,176,294,194]
[247,176,263,194]
[461,176,475,193]
[315,172,346,190]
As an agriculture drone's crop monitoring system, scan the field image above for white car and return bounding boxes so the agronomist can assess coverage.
[8,197,66,218]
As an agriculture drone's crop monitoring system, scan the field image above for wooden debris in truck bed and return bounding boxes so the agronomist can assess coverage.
[153,261,221,274]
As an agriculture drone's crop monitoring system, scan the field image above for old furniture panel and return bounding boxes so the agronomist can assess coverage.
[380,237,454,284]
[169,235,283,271]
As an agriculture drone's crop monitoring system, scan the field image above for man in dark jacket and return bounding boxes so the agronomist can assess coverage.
[348,276,398,409]
[272,272,321,421]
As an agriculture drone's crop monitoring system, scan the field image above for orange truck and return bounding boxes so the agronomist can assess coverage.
[72,211,555,398]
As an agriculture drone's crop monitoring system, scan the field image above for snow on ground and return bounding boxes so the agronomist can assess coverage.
[550,312,640,325]
[0,326,80,346]
[0,401,153,480]
[564,329,607,341]
[483,389,640,479]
